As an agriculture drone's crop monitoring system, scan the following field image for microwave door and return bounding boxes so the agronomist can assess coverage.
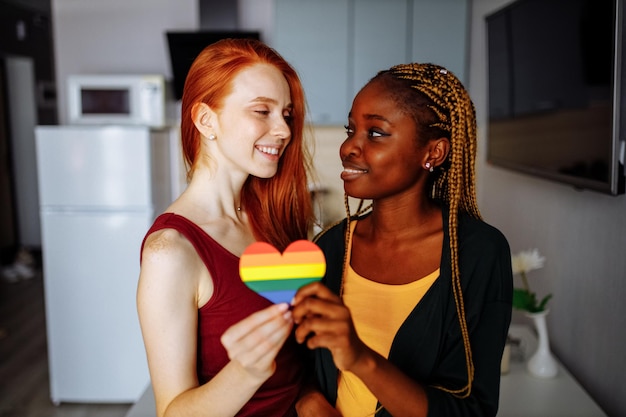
[80,88,132,118]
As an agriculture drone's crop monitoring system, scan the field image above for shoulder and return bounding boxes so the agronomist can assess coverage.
[139,227,205,301]
[453,213,513,288]
[141,212,205,270]
[452,214,513,308]
[451,212,512,282]
[313,219,346,247]
[142,227,196,267]
[456,212,510,254]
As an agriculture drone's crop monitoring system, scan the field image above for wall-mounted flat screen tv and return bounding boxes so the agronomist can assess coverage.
[166,31,260,101]
[486,0,625,195]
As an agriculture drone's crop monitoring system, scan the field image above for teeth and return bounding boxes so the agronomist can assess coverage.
[344,168,367,174]
[258,146,279,155]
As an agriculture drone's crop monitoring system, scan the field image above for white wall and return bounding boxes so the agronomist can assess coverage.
[52,0,198,124]
[469,1,626,416]
[238,0,275,44]
[52,0,276,125]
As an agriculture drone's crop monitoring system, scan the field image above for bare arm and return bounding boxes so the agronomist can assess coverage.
[137,230,294,417]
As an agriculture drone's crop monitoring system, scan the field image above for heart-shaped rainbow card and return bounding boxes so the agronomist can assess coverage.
[239,240,326,304]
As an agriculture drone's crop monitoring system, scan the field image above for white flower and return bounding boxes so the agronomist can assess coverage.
[511,249,546,275]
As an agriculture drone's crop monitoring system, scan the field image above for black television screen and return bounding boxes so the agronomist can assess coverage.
[166,31,260,101]
[486,0,625,195]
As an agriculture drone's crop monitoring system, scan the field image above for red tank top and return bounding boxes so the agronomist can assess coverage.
[141,213,304,416]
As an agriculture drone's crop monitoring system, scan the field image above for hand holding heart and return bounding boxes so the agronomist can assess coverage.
[237,240,369,373]
[220,240,326,382]
[220,302,294,383]
[291,281,371,373]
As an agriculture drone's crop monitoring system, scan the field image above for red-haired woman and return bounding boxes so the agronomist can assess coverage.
[137,38,315,417]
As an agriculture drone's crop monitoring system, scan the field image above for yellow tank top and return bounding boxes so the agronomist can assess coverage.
[336,221,439,417]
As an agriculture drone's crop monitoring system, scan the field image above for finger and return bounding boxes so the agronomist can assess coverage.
[305,332,364,372]
[226,330,289,381]
[291,282,342,325]
[227,318,293,367]
[292,281,338,305]
[297,316,367,371]
[222,308,292,356]
[291,293,344,325]
[293,301,352,346]
[221,303,290,346]
[224,319,293,376]
[294,311,348,344]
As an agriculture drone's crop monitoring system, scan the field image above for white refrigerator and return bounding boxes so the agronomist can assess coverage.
[35,125,173,404]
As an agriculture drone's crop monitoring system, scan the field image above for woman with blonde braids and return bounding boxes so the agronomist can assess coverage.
[292,63,512,417]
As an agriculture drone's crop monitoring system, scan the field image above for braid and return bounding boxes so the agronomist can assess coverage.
[384,63,480,398]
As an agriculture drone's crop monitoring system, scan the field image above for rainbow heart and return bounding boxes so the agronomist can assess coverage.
[239,240,326,304]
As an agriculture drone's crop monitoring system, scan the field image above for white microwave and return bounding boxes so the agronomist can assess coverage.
[67,74,165,128]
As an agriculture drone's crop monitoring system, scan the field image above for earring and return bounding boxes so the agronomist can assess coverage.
[425,162,434,172]
[208,134,217,141]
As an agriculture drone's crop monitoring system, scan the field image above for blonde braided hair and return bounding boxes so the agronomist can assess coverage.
[333,63,481,400]
[389,62,480,398]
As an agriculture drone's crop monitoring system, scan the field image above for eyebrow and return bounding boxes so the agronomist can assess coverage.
[252,96,293,110]
[348,111,391,124]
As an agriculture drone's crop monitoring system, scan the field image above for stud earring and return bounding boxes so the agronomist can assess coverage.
[208,134,217,141]
[425,162,434,172]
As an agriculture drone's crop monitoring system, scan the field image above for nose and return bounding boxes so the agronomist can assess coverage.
[272,116,291,141]
[340,134,361,160]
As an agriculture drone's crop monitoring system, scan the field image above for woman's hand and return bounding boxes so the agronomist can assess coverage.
[291,281,370,372]
[221,302,293,383]
[292,282,430,417]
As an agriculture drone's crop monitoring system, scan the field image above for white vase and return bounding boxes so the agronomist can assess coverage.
[525,309,558,378]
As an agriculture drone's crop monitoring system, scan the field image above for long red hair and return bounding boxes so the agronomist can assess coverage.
[180,38,314,250]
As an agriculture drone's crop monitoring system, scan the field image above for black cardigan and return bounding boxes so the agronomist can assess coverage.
[312,209,513,417]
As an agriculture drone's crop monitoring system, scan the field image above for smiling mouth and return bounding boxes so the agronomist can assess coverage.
[341,166,368,181]
[343,167,368,174]
[256,146,280,156]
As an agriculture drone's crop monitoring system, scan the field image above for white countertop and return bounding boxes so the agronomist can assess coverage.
[498,324,607,417]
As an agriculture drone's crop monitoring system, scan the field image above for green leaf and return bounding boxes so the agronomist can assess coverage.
[512,288,535,311]
[537,294,553,311]
[512,288,552,313]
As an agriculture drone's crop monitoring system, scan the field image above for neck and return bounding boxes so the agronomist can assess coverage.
[363,198,441,238]
[181,168,246,219]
